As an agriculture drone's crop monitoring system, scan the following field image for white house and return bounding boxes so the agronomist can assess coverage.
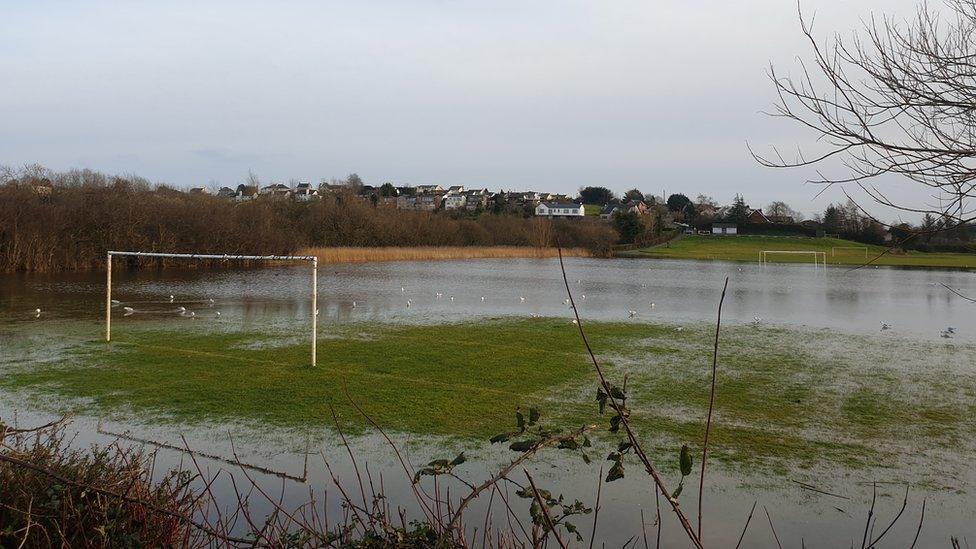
[711,222,737,235]
[535,202,584,218]
[443,191,467,210]
[294,181,318,201]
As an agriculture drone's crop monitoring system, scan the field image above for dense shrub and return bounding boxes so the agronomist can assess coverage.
[0,169,617,272]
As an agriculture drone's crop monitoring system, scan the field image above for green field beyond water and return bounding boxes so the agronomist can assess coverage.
[632,235,976,268]
[3,318,975,480]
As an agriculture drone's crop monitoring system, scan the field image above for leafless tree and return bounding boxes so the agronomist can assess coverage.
[755,0,976,226]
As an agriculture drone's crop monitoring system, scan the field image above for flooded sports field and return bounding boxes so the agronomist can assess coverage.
[1,257,974,546]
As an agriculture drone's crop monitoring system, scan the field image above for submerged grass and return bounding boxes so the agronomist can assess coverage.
[631,235,976,268]
[3,318,975,479]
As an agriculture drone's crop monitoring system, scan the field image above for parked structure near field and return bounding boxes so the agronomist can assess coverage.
[712,222,737,235]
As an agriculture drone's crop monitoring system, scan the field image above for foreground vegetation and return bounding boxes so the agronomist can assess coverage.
[631,235,976,268]
[4,318,974,481]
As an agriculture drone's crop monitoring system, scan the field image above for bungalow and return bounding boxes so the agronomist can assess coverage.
[216,186,237,198]
[712,222,737,235]
[189,187,210,195]
[536,202,585,218]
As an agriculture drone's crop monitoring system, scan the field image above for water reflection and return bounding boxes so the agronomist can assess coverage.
[3,258,971,340]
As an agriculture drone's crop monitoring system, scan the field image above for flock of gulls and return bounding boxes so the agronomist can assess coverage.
[98,294,223,319]
[24,277,962,339]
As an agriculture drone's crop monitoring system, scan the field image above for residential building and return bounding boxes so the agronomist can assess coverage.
[464,188,489,210]
[443,190,467,210]
[747,209,771,224]
[294,181,318,201]
[216,186,237,198]
[712,222,737,235]
[235,184,259,200]
[600,200,646,219]
[416,192,444,211]
[536,202,585,218]
[416,184,444,194]
[260,183,292,198]
[189,187,210,195]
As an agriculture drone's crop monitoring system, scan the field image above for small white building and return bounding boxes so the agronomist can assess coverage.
[535,202,585,218]
[712,222,737,235]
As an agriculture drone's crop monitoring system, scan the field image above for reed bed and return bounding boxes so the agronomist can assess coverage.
[302,246,591,264]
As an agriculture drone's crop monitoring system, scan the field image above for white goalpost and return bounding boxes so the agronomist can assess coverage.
[831,246,868,258]
[758,250,826,268]
[105,251,319,367]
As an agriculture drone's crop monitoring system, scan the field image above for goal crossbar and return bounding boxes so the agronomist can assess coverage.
[758,250,826,268]
[105,251,319,367]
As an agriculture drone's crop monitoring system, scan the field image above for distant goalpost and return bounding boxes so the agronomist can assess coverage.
[831,246,868,258]
[758,250,826,268]
[105,251,319,367]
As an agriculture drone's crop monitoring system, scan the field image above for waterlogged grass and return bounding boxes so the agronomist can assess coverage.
[632,235,976,268]
[3,318,975,477]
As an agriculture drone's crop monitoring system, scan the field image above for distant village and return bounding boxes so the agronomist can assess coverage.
[189,178,815,236]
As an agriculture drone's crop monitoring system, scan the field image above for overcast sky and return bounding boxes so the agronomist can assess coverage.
[1,0,933,220]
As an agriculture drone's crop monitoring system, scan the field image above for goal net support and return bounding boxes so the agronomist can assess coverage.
[106,251,319,367]
[758,250,826,267]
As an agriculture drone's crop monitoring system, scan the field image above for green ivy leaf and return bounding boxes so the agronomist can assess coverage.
[450,452,466,466]
[606,460,625,482]
[516,409,526,431]
[529,407,541,425]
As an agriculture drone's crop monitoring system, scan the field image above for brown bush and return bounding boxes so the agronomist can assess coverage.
[0,167,617,272]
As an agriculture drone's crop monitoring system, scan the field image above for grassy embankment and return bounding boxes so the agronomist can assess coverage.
[303,246,590,264]
[630,235,976,268]
[4,318,974,476]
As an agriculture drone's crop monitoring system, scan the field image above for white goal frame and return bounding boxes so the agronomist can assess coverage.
[831,246,868,258]
[106,251,318,367]
[758,250,826,268]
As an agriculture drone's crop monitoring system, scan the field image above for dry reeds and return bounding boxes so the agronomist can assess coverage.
[302,246,591,264]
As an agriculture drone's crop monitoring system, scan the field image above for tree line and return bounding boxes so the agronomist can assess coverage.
[0,166,617,272]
